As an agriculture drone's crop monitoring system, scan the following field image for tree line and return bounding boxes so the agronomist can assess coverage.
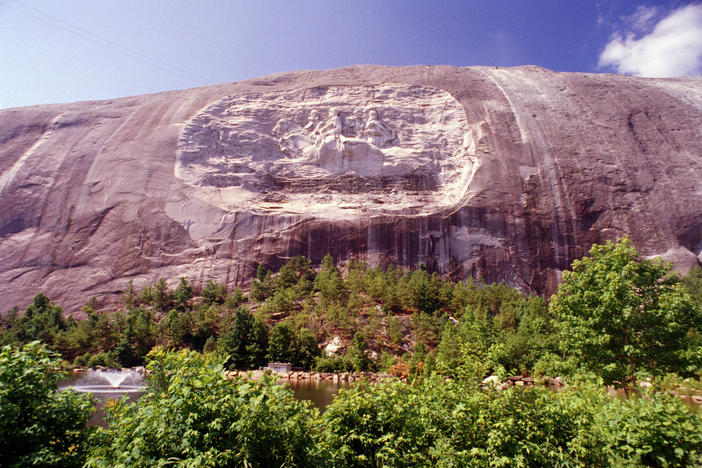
[2,238,702,388]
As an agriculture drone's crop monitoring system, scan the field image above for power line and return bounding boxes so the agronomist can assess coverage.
[0,0,211,85]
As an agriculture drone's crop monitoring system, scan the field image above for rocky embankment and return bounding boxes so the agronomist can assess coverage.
[225,369,394,383]
[481,374,564,390]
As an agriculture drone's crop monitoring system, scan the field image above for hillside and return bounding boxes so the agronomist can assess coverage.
[1,65,701,313]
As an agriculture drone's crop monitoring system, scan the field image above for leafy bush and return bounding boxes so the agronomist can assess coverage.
[346,332,376,372]
[86,351,119,368]
[315,355,355,373]
[200,280,228,305]
[0,342,94,467]
[268,321,295,363]
[598,389,702,466]
[292,327,321,369]
[86,348,319,467]
[320,378,606,467]
[321,376,702,467]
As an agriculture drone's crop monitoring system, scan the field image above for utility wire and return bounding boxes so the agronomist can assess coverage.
[0,0,210,85]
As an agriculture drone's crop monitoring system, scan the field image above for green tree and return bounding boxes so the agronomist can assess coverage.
[388,316,403,346]
[15,293,68,344]
[201,279,228,306]
[247,318,270,368]
[268,321,295,363]
[0,342,94,467]
[292,327,320,370]
[202,336,217,354]
[417,280,438,314]
[123,280,137,309]
[190,305,220,351]
[252,269,275,303]
[256,262,267,282]
[114,325,138,367]
[551,237,702,387]
[279,255,313,289]
[173,277,193,311]
[225,287,247,308]
[346,332,374,372]
[683,265,702,310]
[162,308,192,349]
[434,322,463,376]
[140,285,153,305]
[152,278,172,312]
[218,307,268,369]
[315,253,348,305]
[0,306,20,346]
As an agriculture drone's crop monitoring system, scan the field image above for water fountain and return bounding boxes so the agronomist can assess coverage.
[66,368,146,394]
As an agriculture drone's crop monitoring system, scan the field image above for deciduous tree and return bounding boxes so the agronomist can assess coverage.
[550,237,702,387]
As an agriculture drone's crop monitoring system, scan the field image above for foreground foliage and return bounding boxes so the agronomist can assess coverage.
[85,348,319,467]
[0,342,94,467]
[1,345,700,467]
[84,349,700,467]
[321,378,702,467]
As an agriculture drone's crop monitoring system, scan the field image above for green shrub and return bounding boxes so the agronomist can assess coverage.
[320,377,702,467]
[86,348,319,467]
[315,355,354,373]
[217,307,268,370]
[380,351,397,372]
[292,327,321,370]
[598,390,702,466]
[320,378,605,467]
[0,342,94,467]
[86,351,118,368]
[268,321,295,363]
[346,332,376,372]
[202,335,217,354]
[73,351,91,367]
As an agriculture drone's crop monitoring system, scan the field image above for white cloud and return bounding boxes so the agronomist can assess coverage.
[599,3,702,77]
[625,5,659,32]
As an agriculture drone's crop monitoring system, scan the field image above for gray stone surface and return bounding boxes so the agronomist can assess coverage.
[1,65,701,314]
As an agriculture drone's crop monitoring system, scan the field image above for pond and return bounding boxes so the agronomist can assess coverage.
[60,370,350,427]
[286,378,350,410]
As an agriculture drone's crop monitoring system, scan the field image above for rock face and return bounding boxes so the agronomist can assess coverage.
[1,65,701,314]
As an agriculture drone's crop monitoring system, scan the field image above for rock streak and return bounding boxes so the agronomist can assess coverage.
[1,65,701,313]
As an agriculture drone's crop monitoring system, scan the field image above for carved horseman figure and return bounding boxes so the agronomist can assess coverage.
[363,109,395,147]
[318,108,343,137]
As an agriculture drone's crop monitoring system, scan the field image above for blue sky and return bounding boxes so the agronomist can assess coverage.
[1,0,701,109]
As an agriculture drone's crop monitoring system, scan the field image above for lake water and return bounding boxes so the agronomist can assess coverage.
[60,374,349,427]
[286,379,350,410]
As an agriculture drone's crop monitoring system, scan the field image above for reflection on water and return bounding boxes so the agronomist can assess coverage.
[59,377,144,427]
[87,389,143,427]
[285,379,351,411]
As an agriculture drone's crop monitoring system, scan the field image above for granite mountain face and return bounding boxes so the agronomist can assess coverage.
[1,65,701,313]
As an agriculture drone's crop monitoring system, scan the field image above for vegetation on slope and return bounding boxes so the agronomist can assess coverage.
[0,253,558,378]
[2,238,701,384]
